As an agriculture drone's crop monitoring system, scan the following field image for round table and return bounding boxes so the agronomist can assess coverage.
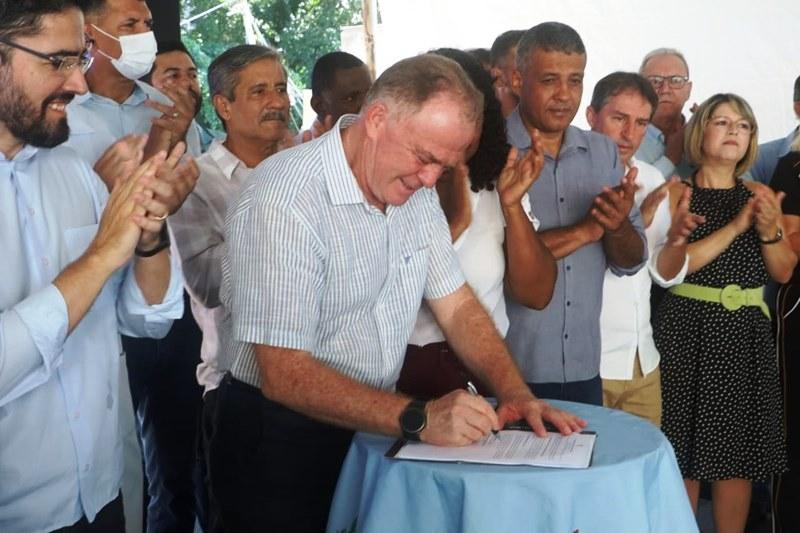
[326,400,698,533]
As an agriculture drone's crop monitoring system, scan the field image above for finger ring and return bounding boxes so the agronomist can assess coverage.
[172,112,180,119]
[149,212,168,221]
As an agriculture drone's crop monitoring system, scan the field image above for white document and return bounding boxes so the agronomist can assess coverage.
[391,430,596,469]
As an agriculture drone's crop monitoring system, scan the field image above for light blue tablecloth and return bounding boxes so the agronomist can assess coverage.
[326,400,698,533]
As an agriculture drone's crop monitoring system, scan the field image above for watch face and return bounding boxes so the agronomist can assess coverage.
[401,405,426,433]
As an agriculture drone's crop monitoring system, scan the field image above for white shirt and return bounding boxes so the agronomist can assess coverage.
[169,139,252,394]
[599,158,688,380]
[409,186,537,346]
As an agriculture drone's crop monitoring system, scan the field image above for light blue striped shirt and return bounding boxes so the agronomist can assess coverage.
[0,145,184,531]
[222,116,464,390]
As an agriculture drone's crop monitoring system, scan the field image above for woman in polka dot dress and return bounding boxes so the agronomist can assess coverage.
[653,93,797,533]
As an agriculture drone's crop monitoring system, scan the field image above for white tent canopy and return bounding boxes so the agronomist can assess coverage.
[343,0,799,142]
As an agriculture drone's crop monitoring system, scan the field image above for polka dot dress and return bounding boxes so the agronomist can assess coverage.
[653,179,787,482]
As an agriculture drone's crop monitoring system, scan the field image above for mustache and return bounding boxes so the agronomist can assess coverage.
[42,91,76,109]
[260,109,287,123]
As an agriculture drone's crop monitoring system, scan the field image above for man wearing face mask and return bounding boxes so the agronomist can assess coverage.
[64,3,203,532]
[66,0,202,165]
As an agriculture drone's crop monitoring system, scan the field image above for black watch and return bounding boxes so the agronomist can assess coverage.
[135,224,171,257]
[399,399,428,441]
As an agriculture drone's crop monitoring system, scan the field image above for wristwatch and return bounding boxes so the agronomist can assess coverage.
[399,399,428,441]
[759,227,783,245]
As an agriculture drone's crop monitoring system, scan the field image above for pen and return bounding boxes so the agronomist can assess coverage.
[466,381,500,440]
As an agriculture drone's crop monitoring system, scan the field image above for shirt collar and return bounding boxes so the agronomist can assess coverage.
[778,127,800,158]
[72,81,149,107]
[207,138,246,180]
[0,144,39,164]
[323,114,370,206]
[506,106,588,157]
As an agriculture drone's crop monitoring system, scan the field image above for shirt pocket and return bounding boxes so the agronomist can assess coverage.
[63,224,119,318]
[63,224,99,263]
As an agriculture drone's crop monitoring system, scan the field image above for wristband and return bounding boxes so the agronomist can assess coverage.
[135,225,170,257]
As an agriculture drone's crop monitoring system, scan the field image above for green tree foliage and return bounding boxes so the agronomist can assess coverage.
[181,0,362,132]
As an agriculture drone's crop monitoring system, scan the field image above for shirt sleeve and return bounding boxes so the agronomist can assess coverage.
[0,284,69,406]
[423,192,466,300]
[170,185,226,308]
[227,203,325,353]
[116,243,185,339]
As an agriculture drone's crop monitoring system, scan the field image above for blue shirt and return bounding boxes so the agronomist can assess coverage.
[749,128,798,184]
[65,81,203,165]
[0,145,184,531]
[223,115,464,390]
[635,123,694,178]
[504,108,647,383]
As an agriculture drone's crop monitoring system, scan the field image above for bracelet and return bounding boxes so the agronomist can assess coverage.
[135,225,170,257]
[759,227,783,245]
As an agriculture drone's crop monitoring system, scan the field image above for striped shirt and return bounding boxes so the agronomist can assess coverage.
[221,115,465,390]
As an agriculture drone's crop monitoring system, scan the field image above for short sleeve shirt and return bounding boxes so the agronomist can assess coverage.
[221,115,465,390]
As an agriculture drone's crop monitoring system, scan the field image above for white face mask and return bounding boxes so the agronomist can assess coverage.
[92,24,157,80]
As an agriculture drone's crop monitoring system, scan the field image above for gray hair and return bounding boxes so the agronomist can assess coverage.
[208,44,283,101]
[516,22,586,72]
[639,48,690,77]
[364,53,483,124]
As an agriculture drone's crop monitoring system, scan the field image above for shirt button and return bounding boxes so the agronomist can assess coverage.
[42,257,50,268]
[566,265,571,271]
[564,334,569,339]
[559,197,564,203]
[84,464,91,472]
[566,301,571,306]
[29,207,35,216]
[73,411,80,420]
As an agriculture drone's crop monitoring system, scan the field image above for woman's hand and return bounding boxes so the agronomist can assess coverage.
[751,183,786,240]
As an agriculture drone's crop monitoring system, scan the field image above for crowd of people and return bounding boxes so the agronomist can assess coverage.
[1,1,799,533]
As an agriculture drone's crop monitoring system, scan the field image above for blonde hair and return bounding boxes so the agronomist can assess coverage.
[684,93,759,178]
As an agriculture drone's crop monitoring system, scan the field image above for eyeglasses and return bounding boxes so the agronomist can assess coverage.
[646,75,690,90]
[708,116,753,135]
[0,38,93,74]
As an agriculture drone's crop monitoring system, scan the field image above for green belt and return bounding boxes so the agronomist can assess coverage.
[669,283,770,319]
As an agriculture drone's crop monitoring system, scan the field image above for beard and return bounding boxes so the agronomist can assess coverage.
[0,67,72,148]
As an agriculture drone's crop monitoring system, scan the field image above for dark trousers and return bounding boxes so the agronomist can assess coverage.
[207,374,354,533]
[773,282,800,532]
[123,290,204,533]
[528,374,603,406]
[51,492,124,533]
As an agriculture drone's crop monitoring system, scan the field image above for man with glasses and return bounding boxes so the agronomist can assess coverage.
[0,1,186,531]
[636,48,695,179]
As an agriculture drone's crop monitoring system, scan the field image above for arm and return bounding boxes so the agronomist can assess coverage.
[684,197,753,274]
[538,218,603,260]
[428,284,586,437]
[1,155,165,404]
[593,167,646,270]
[750,183,797,283]
[498,140,556,309]
[655,182,705,281]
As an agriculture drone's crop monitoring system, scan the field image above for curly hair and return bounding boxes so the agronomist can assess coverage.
[429,47,510,191]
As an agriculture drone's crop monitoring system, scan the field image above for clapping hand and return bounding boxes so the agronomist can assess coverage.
[496,129,544,210]
[591,166,637,233]
[665,185,705,246]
